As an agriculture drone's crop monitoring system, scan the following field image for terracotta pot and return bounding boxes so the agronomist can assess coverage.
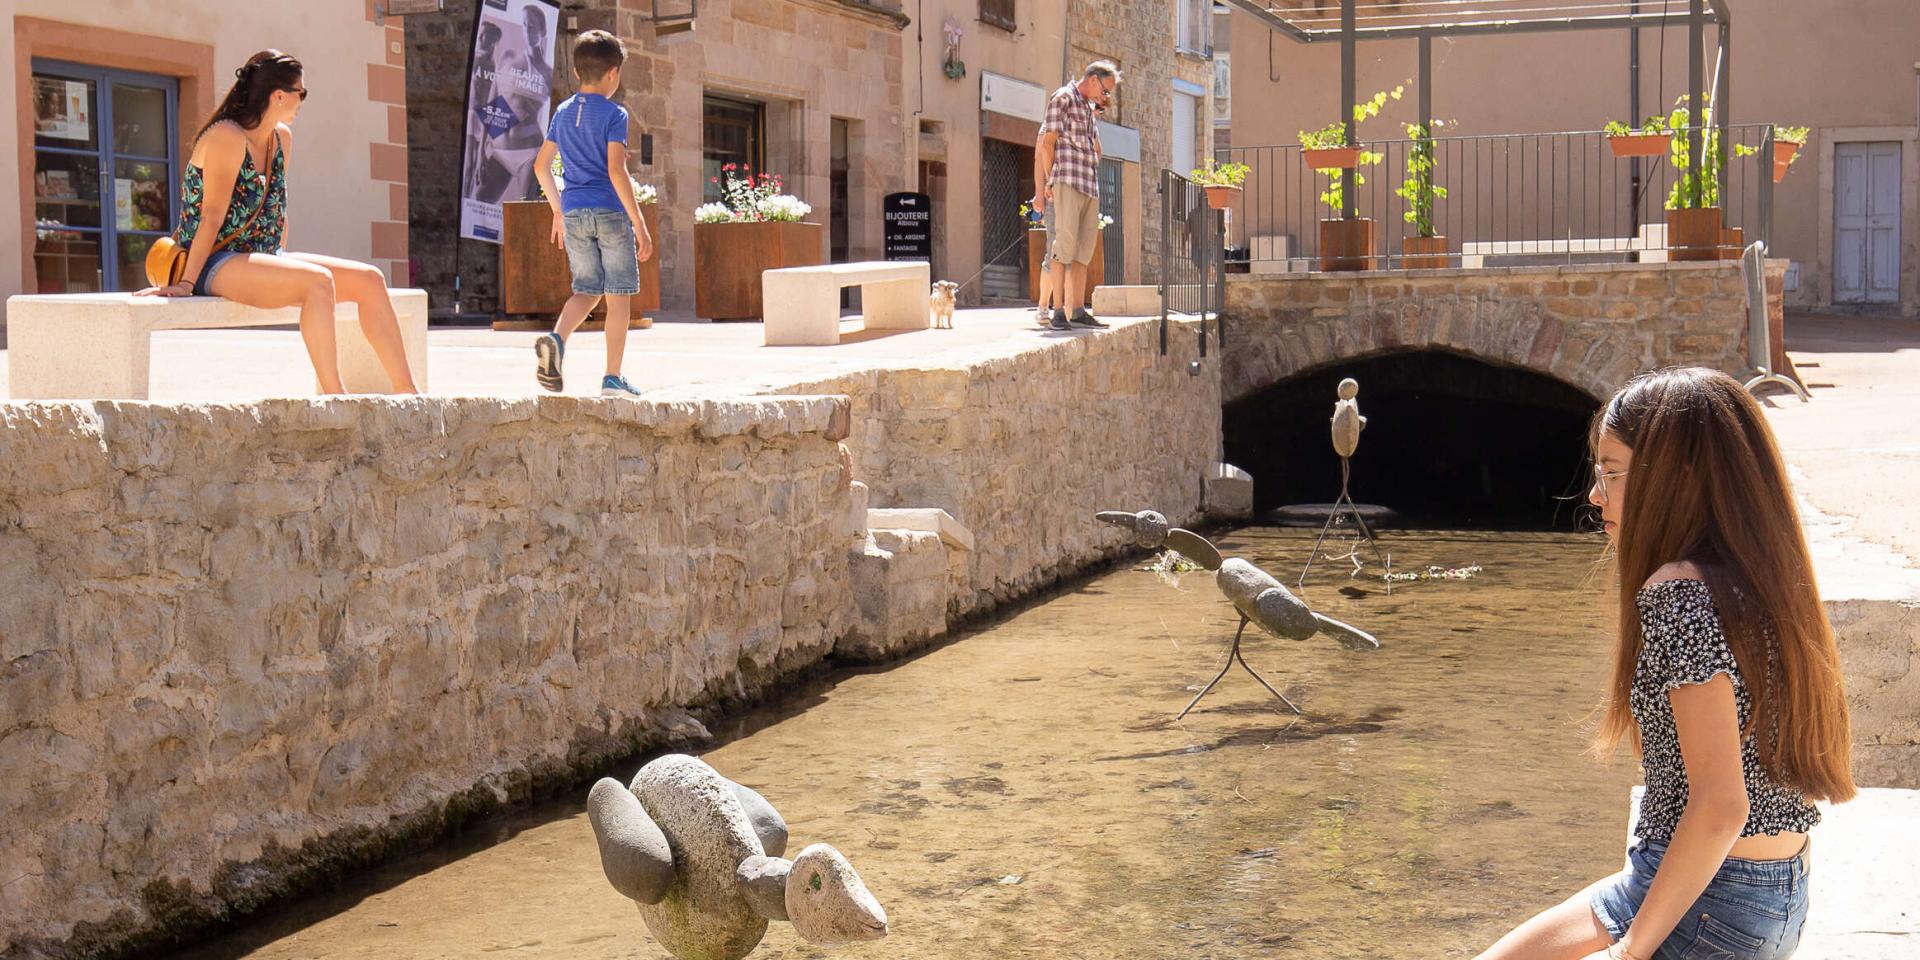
[501,202,662,320]
[694,220,824,320]
[1606,133,1673,159]
[1666,207,1724,263]
[1401,234,1449,270]
[1303,146,1362,169]
[1204,185,1242,210]
[1772,140,1802,183]
[1719,226,1745,261]
[1026,228,1106,301]
[1318,218,1375,272]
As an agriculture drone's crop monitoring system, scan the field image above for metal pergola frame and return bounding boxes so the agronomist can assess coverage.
[1219,0,1736,224]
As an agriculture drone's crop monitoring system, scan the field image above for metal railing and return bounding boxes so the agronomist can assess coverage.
[1158,168,1226,356]
[1217,124,1779,271]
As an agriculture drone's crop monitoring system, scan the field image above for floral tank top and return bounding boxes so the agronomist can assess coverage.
[176,129,287,253]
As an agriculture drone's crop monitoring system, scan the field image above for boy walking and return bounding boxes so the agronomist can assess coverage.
[532,29,653,396]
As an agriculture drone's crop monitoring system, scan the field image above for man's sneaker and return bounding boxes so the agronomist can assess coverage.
[534,332,565,392]
[1069,310,1109,329]
[600,374,642,398]
[1048,309,1071,331]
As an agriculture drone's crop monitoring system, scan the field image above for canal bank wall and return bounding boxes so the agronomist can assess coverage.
[0,320,1222,957]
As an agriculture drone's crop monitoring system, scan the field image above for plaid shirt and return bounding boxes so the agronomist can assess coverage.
[1042,83,1101,199]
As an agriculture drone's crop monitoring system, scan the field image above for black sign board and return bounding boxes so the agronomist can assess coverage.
[883,192,933,262]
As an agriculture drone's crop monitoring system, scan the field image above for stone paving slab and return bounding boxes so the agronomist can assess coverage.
[0,307,1163,403]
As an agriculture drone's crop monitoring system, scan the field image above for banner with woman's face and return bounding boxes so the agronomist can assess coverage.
[459,0,558,242]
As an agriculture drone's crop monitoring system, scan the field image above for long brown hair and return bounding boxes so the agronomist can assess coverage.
[197,50,303,141]
[1592,367,1854,802]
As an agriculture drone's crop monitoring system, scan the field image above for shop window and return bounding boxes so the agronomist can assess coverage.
[32,60,178,292]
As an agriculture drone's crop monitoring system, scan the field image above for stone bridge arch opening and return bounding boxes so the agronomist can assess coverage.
[1223,349,1603,529]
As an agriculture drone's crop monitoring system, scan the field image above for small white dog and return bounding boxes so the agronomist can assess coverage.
[929,280,959,329]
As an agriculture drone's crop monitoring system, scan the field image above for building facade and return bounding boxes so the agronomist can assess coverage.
[407,0,1216,313]
[2,1,410,331]
[1226,0,1920,316]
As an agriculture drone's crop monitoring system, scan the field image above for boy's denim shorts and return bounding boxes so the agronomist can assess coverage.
[1591,839,1811,960]
[562,207,640,297]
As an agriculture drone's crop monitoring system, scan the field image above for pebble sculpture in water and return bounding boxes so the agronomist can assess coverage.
[1301,376,1387,586]
[1094,511,1379,718]
[587,754,889,960]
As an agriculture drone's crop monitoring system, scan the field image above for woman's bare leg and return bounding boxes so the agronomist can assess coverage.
[205,253,344,393]
[1475,876,1615,960]
[286,252,418,393]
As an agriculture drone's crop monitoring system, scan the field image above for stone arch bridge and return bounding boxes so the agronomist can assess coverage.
[1219,260,1782,403]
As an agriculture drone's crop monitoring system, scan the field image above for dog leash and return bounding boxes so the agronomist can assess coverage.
[950,226,1048,298]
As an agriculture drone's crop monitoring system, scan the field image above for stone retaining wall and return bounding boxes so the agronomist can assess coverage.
[780,317,1223,631]
[1222,261,1771,402]
[0,395,855,957]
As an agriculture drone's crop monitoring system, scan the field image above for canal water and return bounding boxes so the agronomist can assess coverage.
[168,528,1637,960]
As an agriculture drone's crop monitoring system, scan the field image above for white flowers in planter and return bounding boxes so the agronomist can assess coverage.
[694,203,734,224]
[756,195,813,223]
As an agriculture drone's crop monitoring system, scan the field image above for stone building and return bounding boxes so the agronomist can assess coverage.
[1,2,409,329]
[406,0,913,315]
[406,1,1216,314]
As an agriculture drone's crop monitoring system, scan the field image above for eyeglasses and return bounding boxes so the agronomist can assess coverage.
[283,86,309,101]
[1592,464,1629,504]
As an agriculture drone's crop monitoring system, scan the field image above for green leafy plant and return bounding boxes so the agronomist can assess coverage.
[1663,94,1729,210]
[1299,85,1404,215]
[1394,120,1449,238]
[1603,113,1672,138]
[1190,158,1251,189]
[1773,125,1810,145]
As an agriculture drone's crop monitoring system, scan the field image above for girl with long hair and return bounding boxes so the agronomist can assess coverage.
[1478,367,1854,960]
[137,50,416,395]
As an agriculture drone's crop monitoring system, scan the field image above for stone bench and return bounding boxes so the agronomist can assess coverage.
[1460,224,1669,269]
[762,261,930,346]
[4,290,429,400]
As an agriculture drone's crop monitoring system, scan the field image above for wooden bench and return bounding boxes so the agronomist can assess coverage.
[4,290,429,400]
[761,261,930,346]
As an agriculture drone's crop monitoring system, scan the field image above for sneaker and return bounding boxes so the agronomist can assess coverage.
[1048,309,1071,331]
[534,332,565,392]
[600,374,642,398]
[1069,310,1109,329]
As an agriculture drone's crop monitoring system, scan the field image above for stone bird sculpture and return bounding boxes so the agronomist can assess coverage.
[1302,376,1386,586]
[1331,377,1366,458]
[1095,510,1378,717]
[587,754,889,960]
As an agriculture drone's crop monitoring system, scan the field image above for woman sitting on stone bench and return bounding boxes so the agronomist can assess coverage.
[137,50,417,395]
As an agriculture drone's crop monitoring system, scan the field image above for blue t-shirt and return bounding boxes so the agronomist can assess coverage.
[547,93,630,214]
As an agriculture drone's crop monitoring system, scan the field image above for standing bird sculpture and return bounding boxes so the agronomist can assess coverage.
[1301,377,1388,587]
[587,754,889,960]
[1095,510,1379,718]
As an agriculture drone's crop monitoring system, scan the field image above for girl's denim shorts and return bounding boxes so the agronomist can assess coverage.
[1591,839,1811,960]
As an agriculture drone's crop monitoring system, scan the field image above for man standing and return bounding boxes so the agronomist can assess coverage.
[1034,61,1119,331]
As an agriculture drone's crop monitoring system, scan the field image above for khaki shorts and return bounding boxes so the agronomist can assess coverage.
[1048,184,1099,266]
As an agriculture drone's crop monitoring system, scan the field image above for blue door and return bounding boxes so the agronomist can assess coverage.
[30,60,179,292]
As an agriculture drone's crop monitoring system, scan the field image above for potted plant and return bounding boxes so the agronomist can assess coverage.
[1191,159,1251,210]
[1023,201,1107,300]
[1662,95,1728,262]
[693,165,823,320]
[1769,125,1809,183]
[1305,86,1401,271]
[1603,114,1674,158]
[502,156,662,321]
[1394,120,1450,269]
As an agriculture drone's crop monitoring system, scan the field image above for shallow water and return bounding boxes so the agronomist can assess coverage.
[168,528,1638,960]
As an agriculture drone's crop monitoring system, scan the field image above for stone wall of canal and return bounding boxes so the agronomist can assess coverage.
[0,321,1223,957]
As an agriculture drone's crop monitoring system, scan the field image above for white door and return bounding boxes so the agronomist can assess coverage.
[1173,92,1198,180]
[1835,141,1902,304]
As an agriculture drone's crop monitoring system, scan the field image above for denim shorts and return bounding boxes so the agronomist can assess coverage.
[193,249,246,296]
[1591,839,1811,960]
[562,207,640,297]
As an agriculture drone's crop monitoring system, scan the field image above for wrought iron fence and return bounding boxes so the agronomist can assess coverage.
[1217,123,1781,272]
[1159,168,1226,356]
